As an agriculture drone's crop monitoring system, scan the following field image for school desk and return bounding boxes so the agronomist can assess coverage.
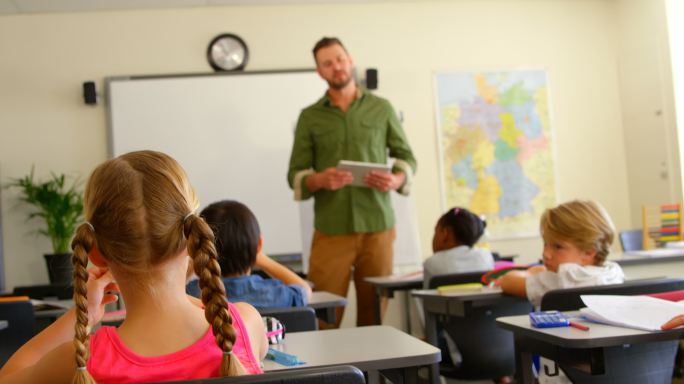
[263,325,441,384]
[308,291,347,324]
[496,312,684,383]
[411,287,529,345]
[365,273,423,331]
[613,249,684,280]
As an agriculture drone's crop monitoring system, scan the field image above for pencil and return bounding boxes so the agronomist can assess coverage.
[569,321,589,331]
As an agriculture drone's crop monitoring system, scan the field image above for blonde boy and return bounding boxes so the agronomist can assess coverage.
[499,200,625,308]
[498,200,625,383]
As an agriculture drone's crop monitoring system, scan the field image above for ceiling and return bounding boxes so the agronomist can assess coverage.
[0,0,396,15]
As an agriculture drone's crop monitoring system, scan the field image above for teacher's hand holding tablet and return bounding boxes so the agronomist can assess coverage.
[308,167,353,191]
[364,170,405,192]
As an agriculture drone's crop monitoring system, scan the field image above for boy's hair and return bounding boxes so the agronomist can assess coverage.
[70,150,245,384]
[438,207,486,247]
[200,200,261,276]
[312,36,347,60]
[540,200,615,265]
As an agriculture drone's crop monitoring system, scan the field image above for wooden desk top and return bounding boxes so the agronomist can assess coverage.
[263,325,440,372]
[496,312,684,349]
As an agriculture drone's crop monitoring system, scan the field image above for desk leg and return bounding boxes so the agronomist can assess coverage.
[424,309,438,346]
[514,335,534,384]
[404,290,412,334]
[367,369,380,384]
[313,308,337,325]
[374,287,383,325]
[429,363,440,384]
[402,366,418,384]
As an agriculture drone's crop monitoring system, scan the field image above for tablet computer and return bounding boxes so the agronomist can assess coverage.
[337,160,391,187]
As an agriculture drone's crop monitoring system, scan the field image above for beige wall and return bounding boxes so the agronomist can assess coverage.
[617,0,682,230]
[0,0,671,295]
[667,0,684,191]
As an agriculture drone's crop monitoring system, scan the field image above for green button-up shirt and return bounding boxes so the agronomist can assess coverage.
[287,88,417,235]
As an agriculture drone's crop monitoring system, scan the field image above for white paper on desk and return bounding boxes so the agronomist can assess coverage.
[580,295,684,331]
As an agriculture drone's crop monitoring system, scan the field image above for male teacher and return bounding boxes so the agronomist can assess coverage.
[287,37,417,327]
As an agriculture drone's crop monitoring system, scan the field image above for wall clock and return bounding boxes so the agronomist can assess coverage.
[207,33,248,71]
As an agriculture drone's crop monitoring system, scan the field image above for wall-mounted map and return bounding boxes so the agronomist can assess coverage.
[435,70,556,239]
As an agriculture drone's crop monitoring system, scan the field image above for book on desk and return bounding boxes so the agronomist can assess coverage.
[436,282,484,294]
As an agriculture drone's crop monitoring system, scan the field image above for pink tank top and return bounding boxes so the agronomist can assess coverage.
[87,302,262,383]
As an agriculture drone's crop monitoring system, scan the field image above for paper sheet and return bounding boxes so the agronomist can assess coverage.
[580,295,684,331]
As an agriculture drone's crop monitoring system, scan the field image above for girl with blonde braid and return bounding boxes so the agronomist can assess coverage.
[0,150,268,383]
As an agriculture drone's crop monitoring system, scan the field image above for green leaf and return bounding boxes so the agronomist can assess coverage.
[5,167,84,254]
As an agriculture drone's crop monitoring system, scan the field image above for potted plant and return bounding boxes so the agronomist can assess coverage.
[6,168,84,285]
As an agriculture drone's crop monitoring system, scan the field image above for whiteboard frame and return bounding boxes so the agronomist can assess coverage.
[105,69,421,269]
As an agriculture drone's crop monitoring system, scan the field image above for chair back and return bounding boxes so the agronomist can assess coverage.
[427,270,488,289]
[0,301,36,367]
[13,284,73,300]
[540,277,684,311]
[153,365,365,384]
[259,306,317,333]
[619,229,643,252]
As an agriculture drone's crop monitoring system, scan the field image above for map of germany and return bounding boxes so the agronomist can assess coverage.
[436,70,556,238]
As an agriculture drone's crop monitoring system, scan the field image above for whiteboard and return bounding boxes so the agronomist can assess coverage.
[106,70,421,267]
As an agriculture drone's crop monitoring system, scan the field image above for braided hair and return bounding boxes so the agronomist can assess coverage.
[70,150,244,383]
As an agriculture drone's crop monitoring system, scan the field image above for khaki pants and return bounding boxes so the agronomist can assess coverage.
[307,228,395,327]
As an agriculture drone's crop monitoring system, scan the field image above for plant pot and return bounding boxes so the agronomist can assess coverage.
[44,253,73,285]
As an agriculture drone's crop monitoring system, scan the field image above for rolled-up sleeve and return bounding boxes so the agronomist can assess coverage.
[386,104,417,196]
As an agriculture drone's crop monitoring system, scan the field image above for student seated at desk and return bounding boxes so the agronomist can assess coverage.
[422,206,494,288]
[497,199,624,384]
[0,151,267,384]
[421,207,497,377]
[187,200,312,309]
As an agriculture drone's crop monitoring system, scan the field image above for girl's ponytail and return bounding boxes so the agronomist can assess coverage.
[184,214,245,376]
[71,223,97,384]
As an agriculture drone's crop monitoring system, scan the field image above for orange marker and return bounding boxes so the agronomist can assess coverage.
[569,321,589,331]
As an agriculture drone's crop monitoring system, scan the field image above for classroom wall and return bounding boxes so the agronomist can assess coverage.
[0,0,670,294]
[667,0,684,189]
[616,0,682,229]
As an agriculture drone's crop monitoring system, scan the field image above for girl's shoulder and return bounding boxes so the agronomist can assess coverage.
[232,301,261,322]
[231,302,268,361]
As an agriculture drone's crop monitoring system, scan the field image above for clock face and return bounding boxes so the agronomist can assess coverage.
[207,34,248,71]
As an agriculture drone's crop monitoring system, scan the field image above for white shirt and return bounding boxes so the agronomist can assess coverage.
[526,261,625,309]
[422,245,495,288]
[527,261,625,384]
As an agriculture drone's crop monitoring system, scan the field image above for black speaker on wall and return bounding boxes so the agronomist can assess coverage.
[365,68,378,90]
[83,81,97,105]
